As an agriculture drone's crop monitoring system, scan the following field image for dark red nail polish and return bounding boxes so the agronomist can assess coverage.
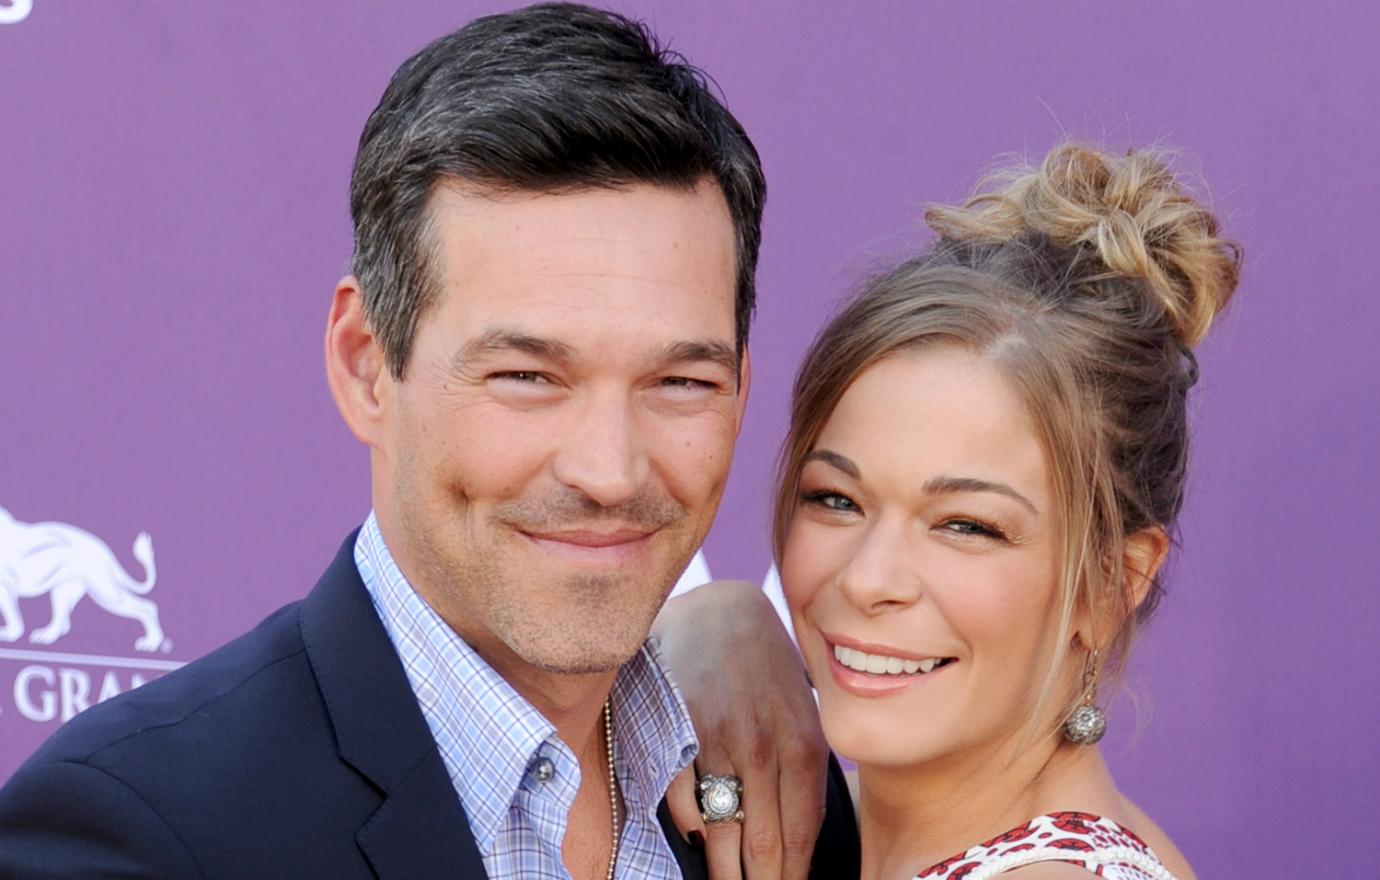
[688,830,705,849]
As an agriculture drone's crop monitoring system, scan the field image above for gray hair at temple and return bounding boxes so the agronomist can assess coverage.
[347,2,766,379]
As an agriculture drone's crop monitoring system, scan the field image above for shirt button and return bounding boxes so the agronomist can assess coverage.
[532,758,555,783]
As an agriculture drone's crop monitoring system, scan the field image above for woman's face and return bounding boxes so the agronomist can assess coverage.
[782,346,1065,770]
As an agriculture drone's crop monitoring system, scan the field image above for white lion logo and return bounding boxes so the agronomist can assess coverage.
[0,506,166,652]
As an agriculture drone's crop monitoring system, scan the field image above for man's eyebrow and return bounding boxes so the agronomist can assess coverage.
[654,339,740,375]
[452,329,575,369]
[804,449,860,479]
[922,475,1040,515]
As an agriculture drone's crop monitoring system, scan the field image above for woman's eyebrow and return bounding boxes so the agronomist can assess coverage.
[804,449,860,478]
[922,475,1039,515]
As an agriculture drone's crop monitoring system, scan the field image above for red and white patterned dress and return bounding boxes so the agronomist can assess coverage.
[914,812,1179,880]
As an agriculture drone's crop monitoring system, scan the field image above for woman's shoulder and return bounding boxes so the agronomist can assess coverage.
[915,812,1180,880]
[1113,799,1196,880]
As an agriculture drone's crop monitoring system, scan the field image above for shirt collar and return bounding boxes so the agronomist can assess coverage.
[354,512,698,853]
[613,638,700,811]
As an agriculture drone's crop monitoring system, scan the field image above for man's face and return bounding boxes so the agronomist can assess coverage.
[372,180,745,683]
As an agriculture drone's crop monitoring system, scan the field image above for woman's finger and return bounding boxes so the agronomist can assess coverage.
[665,765,706,845]
[737,742,784,880]
[696,753,745,880]
[777,734,828,880]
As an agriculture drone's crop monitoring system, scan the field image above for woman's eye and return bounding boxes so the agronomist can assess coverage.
[941,519,1004,540]
[803,491,859,513]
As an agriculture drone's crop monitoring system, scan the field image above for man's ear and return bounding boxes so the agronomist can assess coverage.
[733,346,751,436]
[325,276,389,448]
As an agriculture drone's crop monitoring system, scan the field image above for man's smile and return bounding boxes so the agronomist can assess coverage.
[518,526,660,567]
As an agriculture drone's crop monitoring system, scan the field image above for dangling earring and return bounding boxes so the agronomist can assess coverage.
[1063,648,1108,745]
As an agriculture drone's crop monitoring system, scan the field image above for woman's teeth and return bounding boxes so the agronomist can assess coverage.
[834,644,946,675]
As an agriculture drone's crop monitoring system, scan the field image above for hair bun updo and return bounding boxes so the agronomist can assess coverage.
[925,142,1241,348]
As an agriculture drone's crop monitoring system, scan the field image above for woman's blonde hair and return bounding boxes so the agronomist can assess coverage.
[772,142,1241,732]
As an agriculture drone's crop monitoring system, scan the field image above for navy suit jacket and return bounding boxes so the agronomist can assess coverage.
[0,533,859,879]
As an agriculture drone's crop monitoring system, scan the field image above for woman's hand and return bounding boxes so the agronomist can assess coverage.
[653,579,828,880]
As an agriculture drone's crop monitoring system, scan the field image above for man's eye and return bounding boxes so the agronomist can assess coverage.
[494,371,548,383]
[802,490,859,513]
[660,376,716,390]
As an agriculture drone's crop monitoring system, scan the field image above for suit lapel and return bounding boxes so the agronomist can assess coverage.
[354,747,488,879]
[300,532,488,879]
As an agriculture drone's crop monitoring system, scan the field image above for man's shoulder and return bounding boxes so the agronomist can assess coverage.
[0,549,423,878]
[23,598,315,774]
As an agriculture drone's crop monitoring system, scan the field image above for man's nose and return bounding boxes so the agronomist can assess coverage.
[550,389,648,509]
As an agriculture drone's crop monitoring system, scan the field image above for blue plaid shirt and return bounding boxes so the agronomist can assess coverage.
[355,513,699,880]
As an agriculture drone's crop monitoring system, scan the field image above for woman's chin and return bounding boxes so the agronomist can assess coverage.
[818,697,952,770]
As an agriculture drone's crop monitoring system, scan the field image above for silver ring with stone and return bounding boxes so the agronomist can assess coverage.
[696,773,744,823]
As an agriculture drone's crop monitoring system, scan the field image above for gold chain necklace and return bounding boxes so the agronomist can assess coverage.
[603,698,619,880]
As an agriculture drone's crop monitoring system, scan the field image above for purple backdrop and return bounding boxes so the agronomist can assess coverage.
[2,1,1376,874]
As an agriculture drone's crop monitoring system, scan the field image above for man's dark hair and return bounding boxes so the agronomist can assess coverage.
[349,2,766,378]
